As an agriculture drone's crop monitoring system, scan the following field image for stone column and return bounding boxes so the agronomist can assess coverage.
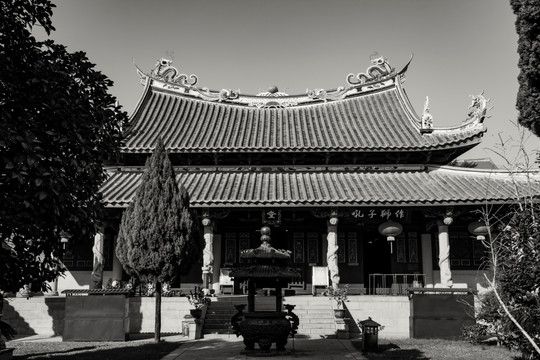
[327,216,340,289]
[90,230,105,289]
[201,217,214,291]
[437,219,453,288]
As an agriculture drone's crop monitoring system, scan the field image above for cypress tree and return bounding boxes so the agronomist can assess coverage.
[510,0,540,137]
[116,138,195,342]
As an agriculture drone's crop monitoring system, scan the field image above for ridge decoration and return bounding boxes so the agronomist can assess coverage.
[421,96,434,133]
[463,90,491,127]
[196,87,241,102]
[346,55,395,86]
[306,87,348,102]
[151,58,198,86]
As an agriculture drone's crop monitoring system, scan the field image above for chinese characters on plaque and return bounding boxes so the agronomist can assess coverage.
[351,208,406,220]
[262,209,281,226]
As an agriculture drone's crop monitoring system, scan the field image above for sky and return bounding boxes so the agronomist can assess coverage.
[39,0,539,166]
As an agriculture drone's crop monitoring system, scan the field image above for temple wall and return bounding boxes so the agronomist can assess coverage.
[347,295,410,338]
[2,296,192,336]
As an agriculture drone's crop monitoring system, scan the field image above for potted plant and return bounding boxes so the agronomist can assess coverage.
[187,286,211,319]
[324,284,349,318]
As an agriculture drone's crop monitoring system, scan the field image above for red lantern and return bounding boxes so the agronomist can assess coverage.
[468,221,490,241]
[378,221,403,253]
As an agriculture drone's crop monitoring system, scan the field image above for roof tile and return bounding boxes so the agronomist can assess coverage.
[101,167,539,208]
[123,85,485,154]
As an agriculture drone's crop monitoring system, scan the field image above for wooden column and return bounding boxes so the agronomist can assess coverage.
[421,233,434,287]
[212,234,222,293]
[112,235,123,282]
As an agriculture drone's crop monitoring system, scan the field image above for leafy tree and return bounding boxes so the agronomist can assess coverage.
[473,136,540,357]
[116,138,197,342]
[510,0,540,137]
[471,203,540,358]
[491,205,540,358]
[0,0,127,294]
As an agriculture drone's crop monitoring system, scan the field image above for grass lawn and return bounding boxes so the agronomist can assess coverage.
[354,338,521,360]
[7,337,181,360]
[7,336,522,360]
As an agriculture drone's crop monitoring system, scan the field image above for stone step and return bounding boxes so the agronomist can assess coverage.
[204,319,233,325]
[205,313,235,319]
[203,323,232,329]
[202,295,340,337]
[202,329,232,334]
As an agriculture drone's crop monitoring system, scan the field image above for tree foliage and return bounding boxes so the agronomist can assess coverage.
[511,0,540,137]
[492,205,540,358]
[0,0,127,293]
[466,205,540,358]
[116,138,197,341]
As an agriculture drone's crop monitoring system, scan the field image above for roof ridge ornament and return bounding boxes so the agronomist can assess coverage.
[346,55,395,86]
[197,87,241,102]
[421,96,434,134]
[306,87,348,102]
[150,58,198,87]
[463,90,491,127]
[256,86,289,97]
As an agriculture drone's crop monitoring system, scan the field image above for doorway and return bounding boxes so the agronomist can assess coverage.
[363,229,391,294]
[268,227,289,250]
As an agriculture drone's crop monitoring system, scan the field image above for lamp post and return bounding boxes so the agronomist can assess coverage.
[49,234,70,296]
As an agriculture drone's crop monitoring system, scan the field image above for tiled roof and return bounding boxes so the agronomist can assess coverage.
[101,166,539,208]
[122,82,485,154]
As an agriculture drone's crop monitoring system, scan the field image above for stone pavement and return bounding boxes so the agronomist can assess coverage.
[162,335,368,360]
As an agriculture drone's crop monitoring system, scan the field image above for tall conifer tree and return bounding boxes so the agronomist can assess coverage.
[511,0,540,138]
[116,138,194,342]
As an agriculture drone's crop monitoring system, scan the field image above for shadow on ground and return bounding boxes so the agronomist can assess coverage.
[351,340,428,359]
[12,337,362,360]
[12,341,180,360]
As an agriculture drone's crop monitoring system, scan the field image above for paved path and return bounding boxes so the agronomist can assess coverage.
[162,335,367,360]
[11,334,368,359]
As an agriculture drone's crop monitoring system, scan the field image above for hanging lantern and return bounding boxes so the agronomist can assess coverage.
[378,220,403,253]
[468,220,490,241]
[60,232,71,251]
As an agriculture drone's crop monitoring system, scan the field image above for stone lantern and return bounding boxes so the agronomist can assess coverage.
[378,220,403,253]
[359,317,382,352]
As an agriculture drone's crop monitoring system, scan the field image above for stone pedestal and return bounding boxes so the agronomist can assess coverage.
[335,318,350,339]
[182,319,203,340]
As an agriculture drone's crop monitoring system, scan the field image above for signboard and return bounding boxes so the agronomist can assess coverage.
[350,208,407,221]
[312,266,329,287]
[262,210,281,226]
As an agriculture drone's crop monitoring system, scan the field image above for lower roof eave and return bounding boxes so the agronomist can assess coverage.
[104,199,522,209]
